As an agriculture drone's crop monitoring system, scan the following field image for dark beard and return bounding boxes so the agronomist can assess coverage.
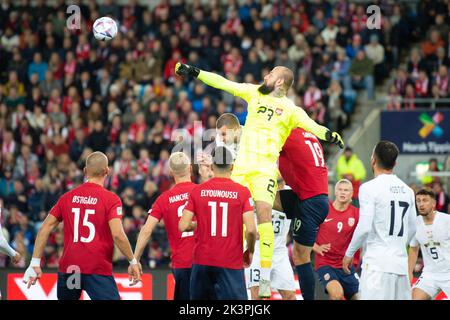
[258,83,275,95]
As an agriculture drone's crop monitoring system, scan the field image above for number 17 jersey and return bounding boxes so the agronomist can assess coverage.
[356,174,417,275]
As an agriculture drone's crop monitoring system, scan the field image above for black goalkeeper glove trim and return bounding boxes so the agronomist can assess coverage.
[325,130,344,149]
[175,62,200,78]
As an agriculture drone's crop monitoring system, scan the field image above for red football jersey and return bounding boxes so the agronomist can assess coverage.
[279,128,328,200]
[315,202,360,270]
[149,181,197,269]
[185,177,254,269]
[49,182,123,276]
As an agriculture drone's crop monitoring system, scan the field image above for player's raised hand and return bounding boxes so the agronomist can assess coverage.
[243,249,253,268]
[175,62,200,78]
[325,131,344,149]
[342,255,353,274]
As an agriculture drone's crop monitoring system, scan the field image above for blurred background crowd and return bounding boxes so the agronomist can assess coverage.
[0,0,449,270]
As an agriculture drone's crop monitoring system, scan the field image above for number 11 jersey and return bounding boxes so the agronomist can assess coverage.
[185,177,254,269]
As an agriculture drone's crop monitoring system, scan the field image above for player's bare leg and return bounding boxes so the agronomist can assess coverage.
[278,290,296,300]
[250,287,296,300]
[255,200,274,298]
[325,280,345,300]
[350,293,359,300]
[412,288,432,300]
[273,192,283,212]
[250,286,262,300]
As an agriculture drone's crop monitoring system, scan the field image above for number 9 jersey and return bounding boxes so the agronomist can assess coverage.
[49,182,123,276]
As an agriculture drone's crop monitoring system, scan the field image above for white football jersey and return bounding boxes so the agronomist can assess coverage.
[346,174,417,275]
[410,211,450,274]
[215,133,239,160]
[249,210,291,255]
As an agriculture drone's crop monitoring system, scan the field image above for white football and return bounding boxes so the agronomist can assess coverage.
[93,16,118,41]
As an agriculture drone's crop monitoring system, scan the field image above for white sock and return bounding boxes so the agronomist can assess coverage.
[260,267,271,281]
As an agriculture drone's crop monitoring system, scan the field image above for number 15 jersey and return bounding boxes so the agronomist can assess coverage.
[49,182,123,276]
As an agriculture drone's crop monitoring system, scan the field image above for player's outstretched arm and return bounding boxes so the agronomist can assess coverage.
[134,216,158,262]
[0,206,20,263]
[109,218,142,285]
[175,62,250,99]
[293,106,344,148]
[23,214,60,288]
[179,209,196,232]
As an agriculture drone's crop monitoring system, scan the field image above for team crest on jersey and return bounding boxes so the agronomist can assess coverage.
[117,207,123,216]
[348,218,355,227]
[275,108,283,116]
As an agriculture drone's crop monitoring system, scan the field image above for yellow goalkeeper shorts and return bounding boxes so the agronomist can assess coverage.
[231,166,278,206]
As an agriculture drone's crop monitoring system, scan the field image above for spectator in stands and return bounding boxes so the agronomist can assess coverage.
[421,29,445,59]
[336,147,367,202]
[365,34,385,84]
[422,158,441,186]
[432,181,450,214]
[348,50,375,100]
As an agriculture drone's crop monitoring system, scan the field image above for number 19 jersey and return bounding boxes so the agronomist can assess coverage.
[279,128,328,200]
[49,182,123,276]
[185,177,254,269]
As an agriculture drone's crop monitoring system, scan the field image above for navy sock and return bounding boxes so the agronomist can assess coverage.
[296,263,316,300]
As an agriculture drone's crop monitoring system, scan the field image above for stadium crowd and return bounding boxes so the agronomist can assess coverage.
[0,0,447,270]
[386,0,450,110]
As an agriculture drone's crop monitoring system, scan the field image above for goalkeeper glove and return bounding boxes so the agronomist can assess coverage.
[175,62,200,78]
[326,130,344,149]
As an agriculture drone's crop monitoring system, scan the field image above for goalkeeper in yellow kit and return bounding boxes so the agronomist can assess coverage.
[175,62,344,298]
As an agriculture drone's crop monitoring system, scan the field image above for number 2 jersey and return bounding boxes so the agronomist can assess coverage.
[185,177,254,269]
[410,211,450,275]
[279,128,328,200]
[148,181,197,269]
[346,174,417,275]
[49,182,123,276]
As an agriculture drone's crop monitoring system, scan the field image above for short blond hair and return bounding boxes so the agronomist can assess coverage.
[169,152,191,176]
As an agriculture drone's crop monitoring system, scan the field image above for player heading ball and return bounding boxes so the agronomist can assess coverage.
[175,61,344,298]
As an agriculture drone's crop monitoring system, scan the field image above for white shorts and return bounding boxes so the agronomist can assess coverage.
[245,250,296,291]
[359,268,411,300]
[414,273,450,299]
